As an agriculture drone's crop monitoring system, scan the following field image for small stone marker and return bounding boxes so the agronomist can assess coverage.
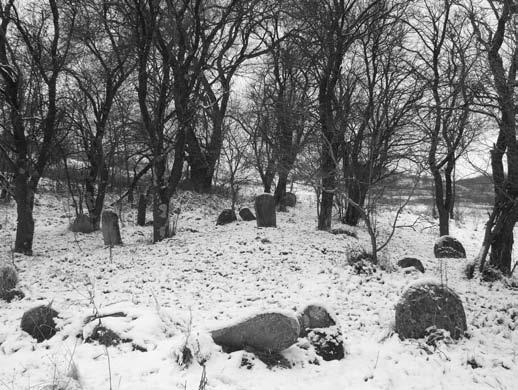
[239,207,256,221]
[397,257,425,273]
[102,211,122,246]
[255,194,276,228]
[434,235,466,258]
[216,209,237,226]
[297,304,336,337]
[284,192,297,207]
[211,312,300,353]
[137,194,146,226]
[71,214,94,233]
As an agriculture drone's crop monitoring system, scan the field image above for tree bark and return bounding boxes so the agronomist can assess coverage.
[14,169,35,255]
[343,178,367,226]
[274,171,289,212]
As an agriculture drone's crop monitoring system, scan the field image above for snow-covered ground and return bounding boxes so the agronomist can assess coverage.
[0,187,517,390]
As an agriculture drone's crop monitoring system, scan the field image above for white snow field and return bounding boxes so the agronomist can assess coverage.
[0,187,517,390]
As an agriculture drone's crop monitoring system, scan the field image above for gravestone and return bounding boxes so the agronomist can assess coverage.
[395,281,467,340]
[255,194,276,228]
[137,194,146,226]
[102,211,122,246]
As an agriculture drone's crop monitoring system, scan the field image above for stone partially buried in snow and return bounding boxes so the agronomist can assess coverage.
[434,235,466,258]
[211,312,300,353]
[395,281,467,340]
[397,257,425,273]
[239,207,256,221]
[255,194,276,227]
[70,214,94,233]
[297,304,336,336]
[216,209,237,226]
[21,305,59,342]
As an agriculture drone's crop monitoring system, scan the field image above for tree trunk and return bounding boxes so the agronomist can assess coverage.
[487,196,518,274]
[262,163,276,193]
[274,171,288,212]
[151,156,171,242]
[137,193,146,226]
[432,170,449,236]
[152,186,170,242]
[343,178,367,226]
[14,171,35,255]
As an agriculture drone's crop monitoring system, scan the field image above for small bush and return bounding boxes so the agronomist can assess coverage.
[347,249,374,265]
[0,265,18,292]
[481,266,502,282]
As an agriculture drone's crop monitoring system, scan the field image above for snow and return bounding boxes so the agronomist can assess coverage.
[0,187,517,389]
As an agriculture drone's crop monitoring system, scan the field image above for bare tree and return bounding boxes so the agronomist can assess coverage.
[0,0,75,254]
[186,0,272,193]
[292,0,385,230]
[409,0,479,236]
[65,0,135,229]
[127,0,242,242]
[467,0,518,274]
[340,3,422,226]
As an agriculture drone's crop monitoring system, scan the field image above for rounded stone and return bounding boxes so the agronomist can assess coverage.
[395,281,467,340]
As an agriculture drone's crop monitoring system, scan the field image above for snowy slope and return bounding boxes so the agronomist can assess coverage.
[0,189,516,390]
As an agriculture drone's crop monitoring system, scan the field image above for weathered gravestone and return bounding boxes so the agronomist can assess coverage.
[397,257,425,273]
[297,304,336,337]
[434,235,466,258]
[137,194,146,226]
[284,192,297,207]
[211,312,300,353]
[239,207,256,221]
[255,194,276,228]
[102,211,122,246]
[70,214,94,233]
[395,281,467,340]
[216,209,237,226]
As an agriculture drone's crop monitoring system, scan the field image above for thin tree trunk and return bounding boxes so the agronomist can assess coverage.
[14,172,35,255]
[274,171,288,212]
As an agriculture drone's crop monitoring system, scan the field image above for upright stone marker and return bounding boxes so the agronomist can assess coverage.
[137,194,146,226]
[255,194,276,227]
[102,211,122,246]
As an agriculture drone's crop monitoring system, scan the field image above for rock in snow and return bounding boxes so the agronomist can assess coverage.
[433,235,466,258]
[395,280,467,340]
[397,257,425,273]
[297,304,336,337]
[211,312,300,353]
[216,209,238,226]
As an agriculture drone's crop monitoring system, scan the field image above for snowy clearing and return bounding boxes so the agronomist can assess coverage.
[0,188,517,390]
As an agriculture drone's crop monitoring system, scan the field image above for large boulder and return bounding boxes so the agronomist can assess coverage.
[211,312,300,353]
[70,214,94,233]
[239,207,256,221]
[0,264,18,292]
[21,305,59,342]
[434,236,466,258]
[395,281,467,340]
[284,192,297,207]
[216,209,237,226]
[255,194,276,228]
[102,211,122,246]
[297,304,336,337]
[397,257,425,273]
